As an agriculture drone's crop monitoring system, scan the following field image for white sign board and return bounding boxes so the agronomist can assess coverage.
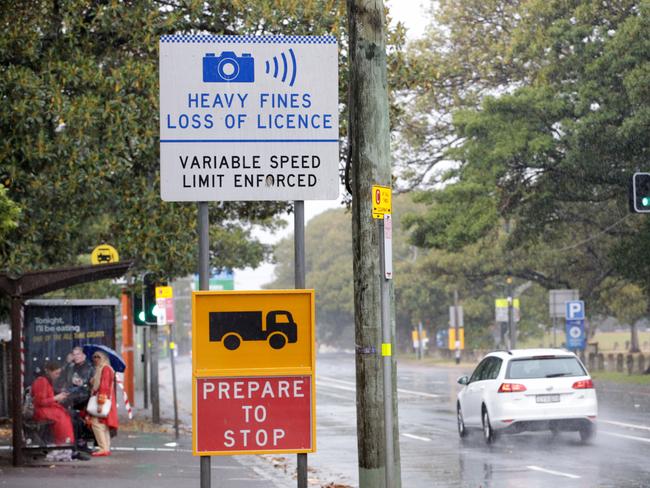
[159,35,339,201]
[549,289,579,318]
[449,306,463,328]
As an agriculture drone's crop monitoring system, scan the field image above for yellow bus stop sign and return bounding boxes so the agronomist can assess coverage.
[91,244,119,265]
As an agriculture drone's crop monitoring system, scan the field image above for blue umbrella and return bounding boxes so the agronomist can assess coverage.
[83,344,126,373]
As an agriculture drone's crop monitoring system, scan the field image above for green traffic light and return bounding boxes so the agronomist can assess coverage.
[138,311,145,322]
[643,197,650,207]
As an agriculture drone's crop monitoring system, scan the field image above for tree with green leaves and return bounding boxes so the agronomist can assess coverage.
[0,0,350,283]
[398,1,649,351]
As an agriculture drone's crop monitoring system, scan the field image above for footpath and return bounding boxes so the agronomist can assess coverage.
[0,413,306,488]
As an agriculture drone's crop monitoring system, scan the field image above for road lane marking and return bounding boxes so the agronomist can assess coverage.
[402,433,432,442]
[318,375,355,385]
[527,466,580,479]
[601,419,650,432]
[317,389,351,401]
[396,387,440,399]
[316,381,356,393]
[601,431,650,443]
[317,375,440,398]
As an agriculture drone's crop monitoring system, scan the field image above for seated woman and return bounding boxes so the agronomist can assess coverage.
[31,361,74,446]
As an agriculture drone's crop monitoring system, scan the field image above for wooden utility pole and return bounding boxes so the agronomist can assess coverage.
[347,1,401,486]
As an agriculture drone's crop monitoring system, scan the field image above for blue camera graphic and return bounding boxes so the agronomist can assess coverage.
[203,51,255,83]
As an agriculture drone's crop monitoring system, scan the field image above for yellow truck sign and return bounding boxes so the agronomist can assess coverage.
[192,290,315,375]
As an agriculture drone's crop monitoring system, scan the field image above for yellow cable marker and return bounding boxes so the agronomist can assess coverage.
[382,343,392,356]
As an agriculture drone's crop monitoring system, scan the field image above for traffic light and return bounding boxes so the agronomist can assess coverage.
[142,273,157,324]
[133,293,146,326]
[630,172,650,213]
[132,274,158,325]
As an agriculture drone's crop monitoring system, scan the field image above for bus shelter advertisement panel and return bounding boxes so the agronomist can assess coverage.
[24,301,116,387]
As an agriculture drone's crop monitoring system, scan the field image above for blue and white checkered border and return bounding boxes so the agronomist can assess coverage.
[160,34,336,44]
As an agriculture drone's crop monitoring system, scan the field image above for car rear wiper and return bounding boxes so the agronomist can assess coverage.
[545,372,572,378]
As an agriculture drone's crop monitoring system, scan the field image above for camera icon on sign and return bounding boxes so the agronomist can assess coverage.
[203,51,255,83]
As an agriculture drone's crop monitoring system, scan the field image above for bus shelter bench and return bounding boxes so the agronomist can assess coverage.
[22,420,74,452]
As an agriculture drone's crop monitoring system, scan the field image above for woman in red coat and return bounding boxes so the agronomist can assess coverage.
[32,361,74,445]
[88,351,118,457]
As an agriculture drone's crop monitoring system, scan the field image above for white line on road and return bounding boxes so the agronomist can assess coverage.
[316,381,356,393]
[601,431,650,444]
[396,387,440,399]
[402,433,432,442]
[527,466,581,479]
[316,389,351,401]
[317,375,440,398]
[601,419,650,432]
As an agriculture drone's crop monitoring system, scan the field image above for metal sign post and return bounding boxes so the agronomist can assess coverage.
[372,185,394,488]
[379,215,394,488]
[294,200,308,488]
[198,201,210,488]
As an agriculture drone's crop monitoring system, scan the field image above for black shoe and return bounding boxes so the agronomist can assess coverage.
[72,451,92,461]
[77,443,92,453]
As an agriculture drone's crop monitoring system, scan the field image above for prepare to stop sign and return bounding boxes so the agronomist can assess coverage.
[191,290,316,456]
[195,376,312,455]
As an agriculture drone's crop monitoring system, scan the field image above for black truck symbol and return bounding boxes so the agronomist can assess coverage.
[209,310,298,350]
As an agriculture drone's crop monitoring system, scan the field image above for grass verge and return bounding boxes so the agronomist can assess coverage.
[591,371,650,386]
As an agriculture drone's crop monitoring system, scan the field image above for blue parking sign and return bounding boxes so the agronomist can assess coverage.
[566,300,585,320]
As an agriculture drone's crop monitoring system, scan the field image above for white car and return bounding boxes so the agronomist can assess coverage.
[456,348,597,444]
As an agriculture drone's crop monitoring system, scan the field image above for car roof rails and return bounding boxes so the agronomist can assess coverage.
[493,349,513,355]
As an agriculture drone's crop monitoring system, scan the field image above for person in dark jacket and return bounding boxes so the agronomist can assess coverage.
[56,346,94,409]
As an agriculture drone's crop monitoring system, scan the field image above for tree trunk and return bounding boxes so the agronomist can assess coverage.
[630,322,640,353]
[347,0,401,486]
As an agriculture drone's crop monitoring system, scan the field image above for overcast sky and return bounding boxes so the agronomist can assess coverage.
[234,2,431,289]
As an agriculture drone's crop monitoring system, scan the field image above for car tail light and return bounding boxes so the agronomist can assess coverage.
[498,383,527,393]
[572,379,594,389]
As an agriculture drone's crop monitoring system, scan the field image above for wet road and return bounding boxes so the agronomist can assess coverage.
[159,353,650,487]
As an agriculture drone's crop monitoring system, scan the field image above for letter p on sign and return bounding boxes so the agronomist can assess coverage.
[566,300,585,320]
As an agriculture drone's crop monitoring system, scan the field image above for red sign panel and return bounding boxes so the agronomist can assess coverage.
[194,375,313,455]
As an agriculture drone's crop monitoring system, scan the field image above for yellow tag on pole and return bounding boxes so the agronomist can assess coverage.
[156,286,173,299]
[381,343,392,356]
[372,185,392,219]
[169,341,176,350]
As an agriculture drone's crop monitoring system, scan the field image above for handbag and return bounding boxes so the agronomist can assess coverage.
[87,394,111,418]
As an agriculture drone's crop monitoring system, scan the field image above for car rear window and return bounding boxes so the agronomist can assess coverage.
[506,356,587,379]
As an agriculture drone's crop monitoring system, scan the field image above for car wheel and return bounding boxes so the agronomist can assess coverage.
[482,407,497,444]
[579,424,595,443]
[457,403,467,439]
